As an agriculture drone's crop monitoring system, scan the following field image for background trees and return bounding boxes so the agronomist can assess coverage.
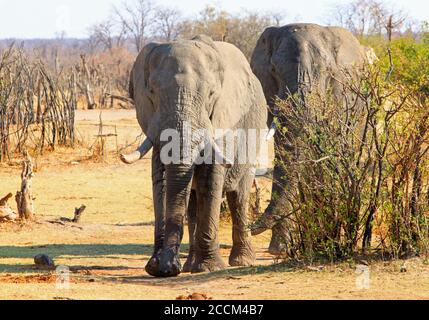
[328,0,408,37]
[177,6,284,59]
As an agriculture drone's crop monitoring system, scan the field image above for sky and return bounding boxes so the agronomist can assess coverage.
[0,0,428,39]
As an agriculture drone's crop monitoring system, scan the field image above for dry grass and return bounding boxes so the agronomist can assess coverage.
[0,110,428,300]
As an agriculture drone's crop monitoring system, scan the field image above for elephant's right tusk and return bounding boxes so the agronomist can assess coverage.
[266,122,277,141]
[120,138,153,165]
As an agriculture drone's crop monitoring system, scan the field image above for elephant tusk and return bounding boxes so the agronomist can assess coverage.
[120,138,153,165]
[266,122,277,141]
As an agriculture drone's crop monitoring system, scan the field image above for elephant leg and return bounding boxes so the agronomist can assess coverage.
[145,148,166,275]
[183,190,197,273]
[147,164,194,277]
[264,165,294,256]
[269,222,289,256]
[227,173,256,267]
[192,165,227,273]
[251,149,290,236]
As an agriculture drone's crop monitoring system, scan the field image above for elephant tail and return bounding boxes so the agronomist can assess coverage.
[129,67,134,101]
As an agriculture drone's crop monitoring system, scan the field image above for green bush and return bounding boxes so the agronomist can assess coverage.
[361,36,429,94]
[274,59,429,260]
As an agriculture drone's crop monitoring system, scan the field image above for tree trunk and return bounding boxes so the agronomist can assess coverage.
[80,54,96,110]
[15,151,35,221]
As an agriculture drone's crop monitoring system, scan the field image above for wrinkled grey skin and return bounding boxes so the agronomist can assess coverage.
[126,35,268,277]
[250,24,368,254]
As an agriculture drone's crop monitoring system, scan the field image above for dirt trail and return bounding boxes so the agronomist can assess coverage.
[0,110,428,300]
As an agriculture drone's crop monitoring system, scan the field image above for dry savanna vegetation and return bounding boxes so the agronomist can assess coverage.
[0,0,429,300]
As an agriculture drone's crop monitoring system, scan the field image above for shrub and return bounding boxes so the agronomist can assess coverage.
[273,61,429,260]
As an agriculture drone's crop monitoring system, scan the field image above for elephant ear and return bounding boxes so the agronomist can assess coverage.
[131,42,160,135]
[191,34,225,108]
[250,27,280,108]
[131,42,160,95]
[209,41,268,135]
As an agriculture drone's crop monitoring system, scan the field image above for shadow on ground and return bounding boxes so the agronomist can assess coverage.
[104,262,297,287]
[0,244,153,259]
[0,243,197,275]
[0,244,153,274]
[0,243,283,285]
[0,263,145,274]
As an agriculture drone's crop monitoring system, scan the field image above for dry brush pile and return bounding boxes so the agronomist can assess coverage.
[71,49,134,110]
[273,63,429,260]
[0,45,76,162]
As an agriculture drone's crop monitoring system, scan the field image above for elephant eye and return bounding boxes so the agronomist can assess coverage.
[146,86,154,95]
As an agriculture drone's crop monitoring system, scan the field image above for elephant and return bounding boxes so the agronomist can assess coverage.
[121,35,268,277]
[250,23,369,254]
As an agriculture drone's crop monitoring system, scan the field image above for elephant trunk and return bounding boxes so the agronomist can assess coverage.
[164,164,194,250]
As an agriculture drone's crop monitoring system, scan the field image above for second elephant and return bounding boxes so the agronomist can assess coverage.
[250,23,369,254]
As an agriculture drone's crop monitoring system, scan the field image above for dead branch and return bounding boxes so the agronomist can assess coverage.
[0,193,13,206]
[252,179,262,218]
[105,93,134,105]
[72,205,87,223]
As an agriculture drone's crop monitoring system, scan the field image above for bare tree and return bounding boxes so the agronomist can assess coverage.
[154,7,183,42]
[423,21,429,44]
[267,11,286,27]
[178,6,230,42]
[178,6,285,60]
[328,0,407,37]
[226,10,286,59]
[114,0,156,53]
[88,20,127,52]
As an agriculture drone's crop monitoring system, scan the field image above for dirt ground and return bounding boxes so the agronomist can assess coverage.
[0,110,428,300]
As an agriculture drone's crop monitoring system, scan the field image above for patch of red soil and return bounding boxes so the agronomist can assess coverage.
[176,293,213,300]
[0,273,81,284]
[0,274,57,284]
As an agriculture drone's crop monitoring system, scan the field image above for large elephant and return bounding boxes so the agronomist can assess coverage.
[250,23,369,254]
[122,35,268,277]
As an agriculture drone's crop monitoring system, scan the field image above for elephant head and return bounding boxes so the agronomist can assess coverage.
[251,24,367,129]
[123,35,238,277]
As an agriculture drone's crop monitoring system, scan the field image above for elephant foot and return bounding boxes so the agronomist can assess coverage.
[182,250,195,273]
[229,243,256,267]
[191,254,226,274]
[268,238,287,256]
[268,224,288,256]
[145,247,182,277]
